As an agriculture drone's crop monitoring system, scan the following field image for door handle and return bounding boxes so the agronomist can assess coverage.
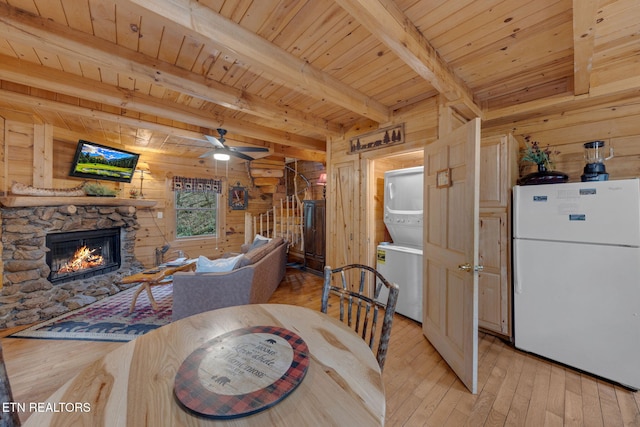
[458,263,484,272]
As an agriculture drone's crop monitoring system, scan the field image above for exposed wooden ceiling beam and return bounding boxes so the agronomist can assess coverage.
[120,0,390,123]
[0,87,325,154]
[0,3,341,137]
[3,59,317,152]
[0,90,200,143]
[483,74,640,128]
[333,0,483,119]
[572,0,599,95]
[49,126,324,163]
[0,56,325,152]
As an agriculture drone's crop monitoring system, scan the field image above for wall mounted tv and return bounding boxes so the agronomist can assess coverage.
[69,140,140,183]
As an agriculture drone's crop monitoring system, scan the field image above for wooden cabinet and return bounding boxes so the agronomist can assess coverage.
[303,199,326,274]
[478,212,508,334]
[478,134,517,338]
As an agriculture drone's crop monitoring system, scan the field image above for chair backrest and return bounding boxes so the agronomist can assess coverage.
[321,264,399,371]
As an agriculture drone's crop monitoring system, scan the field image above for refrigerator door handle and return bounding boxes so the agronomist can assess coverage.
[514,278,523,295]
[513,240,523,294]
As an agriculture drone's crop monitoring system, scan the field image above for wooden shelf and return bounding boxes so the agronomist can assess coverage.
[0,196,157,208]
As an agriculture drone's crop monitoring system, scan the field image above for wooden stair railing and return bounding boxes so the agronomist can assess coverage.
[245,195,304,252]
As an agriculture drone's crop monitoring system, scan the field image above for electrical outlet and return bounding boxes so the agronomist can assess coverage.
[157,211,163,219]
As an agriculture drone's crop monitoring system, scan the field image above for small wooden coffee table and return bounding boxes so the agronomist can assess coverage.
[121,262,195,313]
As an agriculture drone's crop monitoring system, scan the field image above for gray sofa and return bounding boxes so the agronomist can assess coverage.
[171,237,287,321]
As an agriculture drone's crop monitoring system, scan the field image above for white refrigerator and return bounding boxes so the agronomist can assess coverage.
[513,179,640,390]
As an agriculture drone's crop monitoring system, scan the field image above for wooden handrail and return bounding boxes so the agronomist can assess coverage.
[245,195,304,251]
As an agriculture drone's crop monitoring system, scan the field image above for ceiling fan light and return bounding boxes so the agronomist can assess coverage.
[213,152,230,161]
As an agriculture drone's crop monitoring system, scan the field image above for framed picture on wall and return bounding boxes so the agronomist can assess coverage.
[229,184,248,210]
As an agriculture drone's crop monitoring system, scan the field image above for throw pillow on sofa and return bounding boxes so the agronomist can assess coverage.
[195,253,244,273]
[250,234,271,250]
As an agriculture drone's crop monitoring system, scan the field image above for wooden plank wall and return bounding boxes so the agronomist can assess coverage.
[326,97,440,269]
[4,94,640,272]
[486,98,640,182]
[327,95,640,269]
[286,160,326,201]
[2,123,274,267]
[4,121,34,191]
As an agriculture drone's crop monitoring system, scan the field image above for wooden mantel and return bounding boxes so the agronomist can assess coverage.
[0,196,157,208]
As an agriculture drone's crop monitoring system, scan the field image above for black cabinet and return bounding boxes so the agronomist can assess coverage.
[303,200,325,274]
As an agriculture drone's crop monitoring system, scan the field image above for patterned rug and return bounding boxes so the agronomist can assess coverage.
[10,283,173,342]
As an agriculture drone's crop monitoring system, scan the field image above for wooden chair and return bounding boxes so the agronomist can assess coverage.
[321,264,399,371]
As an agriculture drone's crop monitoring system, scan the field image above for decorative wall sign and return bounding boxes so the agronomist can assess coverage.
[436,168,452,188]
[229,183,248,210]
[174,326,310,419]
[349,123,405,154]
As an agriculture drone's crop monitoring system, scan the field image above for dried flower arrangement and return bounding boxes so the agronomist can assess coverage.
[520,136,560,171]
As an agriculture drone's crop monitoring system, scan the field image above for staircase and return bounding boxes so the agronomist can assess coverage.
[244,195,304,260]
[245,161,311,263]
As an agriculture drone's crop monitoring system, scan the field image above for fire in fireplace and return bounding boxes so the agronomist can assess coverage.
[46,228,121,284]
[57,245,105,273]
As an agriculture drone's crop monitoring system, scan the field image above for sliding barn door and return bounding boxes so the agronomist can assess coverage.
[328,159,360,276]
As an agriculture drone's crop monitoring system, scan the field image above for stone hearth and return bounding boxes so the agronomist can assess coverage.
[0,200,146,329]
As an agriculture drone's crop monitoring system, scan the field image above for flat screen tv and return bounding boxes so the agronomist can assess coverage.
[69,140,140,183]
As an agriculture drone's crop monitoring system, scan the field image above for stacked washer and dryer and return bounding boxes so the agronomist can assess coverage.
[376,166,424,322]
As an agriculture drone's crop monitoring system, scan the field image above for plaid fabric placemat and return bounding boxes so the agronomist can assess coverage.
[174,325,310,419]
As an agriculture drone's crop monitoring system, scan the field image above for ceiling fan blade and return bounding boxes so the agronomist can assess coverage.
[201,148,254,161]
[230,146,270,152]
[201,129,263,160]
[227,150,255,161]
[204,134,225,149]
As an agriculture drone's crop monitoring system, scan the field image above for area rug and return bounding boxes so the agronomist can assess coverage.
[10,283,173,342]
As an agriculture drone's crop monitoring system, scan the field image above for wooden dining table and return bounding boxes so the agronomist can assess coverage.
[24,304,385,426]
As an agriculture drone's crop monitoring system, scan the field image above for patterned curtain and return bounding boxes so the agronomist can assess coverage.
[172,176,222,193]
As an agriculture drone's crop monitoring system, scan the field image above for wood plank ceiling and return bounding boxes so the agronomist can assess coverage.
[0,0,638,160]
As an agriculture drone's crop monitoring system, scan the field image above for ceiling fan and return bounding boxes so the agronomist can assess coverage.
[199,128,269,161]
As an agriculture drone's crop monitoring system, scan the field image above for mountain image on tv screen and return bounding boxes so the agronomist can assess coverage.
[70,140,140,183]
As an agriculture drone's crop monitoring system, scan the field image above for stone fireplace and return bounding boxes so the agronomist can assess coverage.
[0,200,146,329]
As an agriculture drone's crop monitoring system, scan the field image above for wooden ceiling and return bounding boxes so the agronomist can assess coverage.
[0,0,638,160]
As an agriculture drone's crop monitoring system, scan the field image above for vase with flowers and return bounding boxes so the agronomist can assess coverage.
[518,138,568,185]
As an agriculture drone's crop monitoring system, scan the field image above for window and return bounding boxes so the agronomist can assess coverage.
[173,177,222,238]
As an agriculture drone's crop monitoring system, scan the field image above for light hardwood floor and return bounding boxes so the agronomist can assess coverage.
[2,268,639,426]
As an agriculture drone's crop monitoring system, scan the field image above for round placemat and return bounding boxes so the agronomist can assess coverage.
[174,325,310,419]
